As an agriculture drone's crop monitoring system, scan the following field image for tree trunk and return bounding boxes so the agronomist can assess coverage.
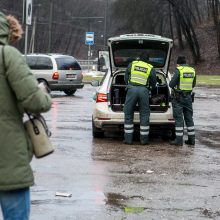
[169,2,174,41]
[174,10,184,49]
[193,0,202,23]
[214,0,220,56]
[168,0,201,63]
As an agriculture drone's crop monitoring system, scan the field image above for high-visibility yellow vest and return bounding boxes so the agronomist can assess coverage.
[177,66,196,91]
[129,61,153,85]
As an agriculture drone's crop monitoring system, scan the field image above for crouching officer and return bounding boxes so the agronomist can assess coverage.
[123,53,157,145]
[169,56,196,146]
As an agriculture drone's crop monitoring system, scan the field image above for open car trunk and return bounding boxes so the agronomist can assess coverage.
[110,71,170,113]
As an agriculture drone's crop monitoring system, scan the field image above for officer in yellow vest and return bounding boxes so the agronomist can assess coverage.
[123,53,157,145]
[169,56,196,146]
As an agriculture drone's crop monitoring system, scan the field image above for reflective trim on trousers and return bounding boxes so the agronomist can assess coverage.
[140,131,149,135]
[124,129,134,134]
[175,127,183,131]
[188,131,195,135]
[176,132,183,136]
[187,126,194,130]
[140,126,149,130]
[124,124,134,128]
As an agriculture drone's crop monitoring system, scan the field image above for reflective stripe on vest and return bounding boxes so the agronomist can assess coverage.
[129,61,152,85]
[177,66,196,91]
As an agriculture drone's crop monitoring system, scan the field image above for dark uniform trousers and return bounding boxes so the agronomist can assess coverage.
[124,85,150,144]
[172,93,195,143]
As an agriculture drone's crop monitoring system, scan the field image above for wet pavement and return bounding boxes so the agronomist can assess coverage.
[27,85,220,220]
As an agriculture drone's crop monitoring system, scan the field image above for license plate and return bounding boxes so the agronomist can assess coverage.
[66,74,76,79]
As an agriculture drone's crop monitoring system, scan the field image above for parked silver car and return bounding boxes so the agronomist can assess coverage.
[25,53,84,95]
[92,33,175,138]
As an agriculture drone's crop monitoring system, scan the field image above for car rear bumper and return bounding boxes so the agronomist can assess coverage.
[92,105,175,132]
[49,82,84,91]
[93,119,175,132]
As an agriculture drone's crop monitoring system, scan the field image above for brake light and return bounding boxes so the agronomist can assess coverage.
[52,72,59,80]
[96,93,108,103]
[97,118,110,120]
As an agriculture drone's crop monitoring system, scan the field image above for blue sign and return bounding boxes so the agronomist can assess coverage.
[85,32,94,45]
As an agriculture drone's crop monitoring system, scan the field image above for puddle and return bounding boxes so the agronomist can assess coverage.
[197,130,220,148]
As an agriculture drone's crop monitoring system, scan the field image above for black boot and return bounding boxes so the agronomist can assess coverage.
[140,135,149,145]
[170,137,183,146]
[123,133,133,145]
[185,139,195,145]
[140,140,149,145]
[123,140,133,145]
[185,135,195,146]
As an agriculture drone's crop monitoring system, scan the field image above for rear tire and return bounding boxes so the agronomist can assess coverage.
[37,79,50,93]
[92,120,104,138]
[37,79,48,87]
[63,89,76,96]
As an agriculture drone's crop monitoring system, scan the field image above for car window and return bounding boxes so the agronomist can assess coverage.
[55,57,81,70]
[99,70,108,86]
[98,50,110,71]
[26,56,53,70]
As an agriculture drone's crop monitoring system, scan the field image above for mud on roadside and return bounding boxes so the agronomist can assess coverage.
[196,130,220,148]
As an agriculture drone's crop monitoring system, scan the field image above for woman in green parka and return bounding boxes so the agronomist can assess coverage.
[0,12,52,220]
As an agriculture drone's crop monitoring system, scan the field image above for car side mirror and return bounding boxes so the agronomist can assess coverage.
[91,80,100,87]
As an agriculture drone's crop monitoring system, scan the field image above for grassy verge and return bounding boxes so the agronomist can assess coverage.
[83,74,220,86]
[196,75,220,86]
[83,75,103,83]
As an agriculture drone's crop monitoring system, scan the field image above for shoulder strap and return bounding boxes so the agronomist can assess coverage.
[0,45,6,72]
[2,46,6,72]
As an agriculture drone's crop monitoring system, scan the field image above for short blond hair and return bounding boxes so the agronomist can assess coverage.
[6,15,23,43]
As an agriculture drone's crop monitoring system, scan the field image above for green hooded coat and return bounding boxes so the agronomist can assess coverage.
[0,12,52,191]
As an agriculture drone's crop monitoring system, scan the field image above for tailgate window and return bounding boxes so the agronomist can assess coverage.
[112,40,169,68]
[55,57,81,70]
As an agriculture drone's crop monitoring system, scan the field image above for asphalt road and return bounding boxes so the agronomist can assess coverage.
[26,85,220,220]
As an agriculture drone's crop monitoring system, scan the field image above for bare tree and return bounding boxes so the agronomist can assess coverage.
[193,0,202,23]
[168,2,174,40]
[213,0,220,56]
[167,0,201,63]
[206,0,220,56]
[0,0,211,60]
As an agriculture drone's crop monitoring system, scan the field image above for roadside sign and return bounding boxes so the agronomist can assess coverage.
[26,0,32,25]
[85,32,94,45]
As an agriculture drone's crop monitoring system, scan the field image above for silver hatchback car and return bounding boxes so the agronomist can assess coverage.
[25,53,84,95]
[92,34,175,138]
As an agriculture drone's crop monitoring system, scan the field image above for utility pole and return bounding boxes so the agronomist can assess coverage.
[48,0,53,53]
[24,0,32,57]
[22,0,25,24]
[104,0,108,47]
[29,16,36,53]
